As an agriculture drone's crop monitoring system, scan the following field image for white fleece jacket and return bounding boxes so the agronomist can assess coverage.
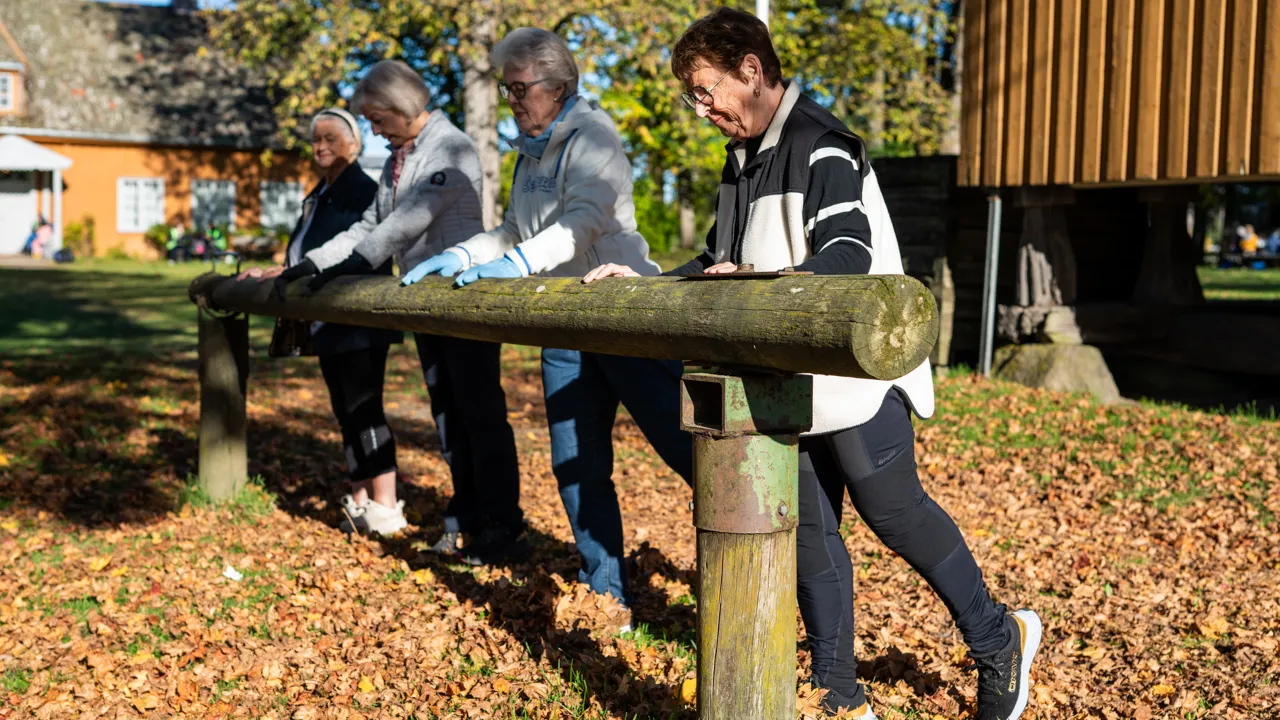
[444,100,660,278]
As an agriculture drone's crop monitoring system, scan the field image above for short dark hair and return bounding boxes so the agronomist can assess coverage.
[671,8,783,88]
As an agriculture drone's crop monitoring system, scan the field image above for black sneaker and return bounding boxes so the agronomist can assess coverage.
[973,609,1042,720]
[806,676,876,718]
[428,530,461,555]
[459,525,528,566]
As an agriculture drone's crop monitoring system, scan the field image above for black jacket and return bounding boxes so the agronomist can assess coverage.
[287,163,402,356]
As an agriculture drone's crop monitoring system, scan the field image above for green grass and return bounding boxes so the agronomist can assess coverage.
[0,258,276,358]
[1197,266,1280,301]
[179,474,278,521]
[648,248,700,272]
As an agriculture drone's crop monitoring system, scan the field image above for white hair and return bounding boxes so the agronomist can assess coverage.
[491,28,579,98]
[350,60,431,119]
[309,108,363,157]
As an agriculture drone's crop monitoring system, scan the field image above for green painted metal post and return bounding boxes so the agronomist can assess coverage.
[681,369,813,720]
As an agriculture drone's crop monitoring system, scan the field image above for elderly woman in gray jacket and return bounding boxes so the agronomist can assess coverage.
[279,60,523,558]
[403,28,692,630]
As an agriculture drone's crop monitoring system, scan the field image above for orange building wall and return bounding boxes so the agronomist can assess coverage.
[27,135,314,258]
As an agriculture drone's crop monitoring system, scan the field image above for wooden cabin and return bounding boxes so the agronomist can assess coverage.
[885,0,1280,410]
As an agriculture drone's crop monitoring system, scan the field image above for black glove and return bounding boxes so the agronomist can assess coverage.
[306,253,373,293]
[272,258,317,301]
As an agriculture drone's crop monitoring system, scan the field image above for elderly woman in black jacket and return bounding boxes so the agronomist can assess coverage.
[238,107,407,536]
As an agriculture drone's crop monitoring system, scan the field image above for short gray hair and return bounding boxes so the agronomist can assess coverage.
[350,60,431,119]
[309,107,363,157]
[491,28,579,98]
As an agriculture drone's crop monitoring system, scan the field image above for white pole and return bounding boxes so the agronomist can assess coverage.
[756,0,769,30]
[52,168,64,255]
[979,191,1002,377]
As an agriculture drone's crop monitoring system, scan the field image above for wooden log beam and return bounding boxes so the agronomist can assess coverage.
[188,274,939,381]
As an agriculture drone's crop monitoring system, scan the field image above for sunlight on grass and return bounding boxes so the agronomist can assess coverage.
[1197,266,1280,301]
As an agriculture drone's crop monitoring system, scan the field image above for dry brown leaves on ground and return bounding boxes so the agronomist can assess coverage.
[0,348,1277,719]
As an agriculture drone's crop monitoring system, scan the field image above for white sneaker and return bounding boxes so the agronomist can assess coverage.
[339,493,365,517]
[849,703,878,719]
[360,499,408,536]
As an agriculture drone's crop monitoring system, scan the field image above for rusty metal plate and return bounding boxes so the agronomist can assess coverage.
[679,271,813,280]
[693,435,799,534]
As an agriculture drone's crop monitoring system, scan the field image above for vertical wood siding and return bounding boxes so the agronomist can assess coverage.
[958,0,1280,186]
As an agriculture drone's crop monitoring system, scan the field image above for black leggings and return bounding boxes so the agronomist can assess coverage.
[318,345,397,482]
[797,389,1007,702]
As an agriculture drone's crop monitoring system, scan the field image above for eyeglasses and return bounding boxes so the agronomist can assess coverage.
[499,79,551,101]
[681,69,732,110]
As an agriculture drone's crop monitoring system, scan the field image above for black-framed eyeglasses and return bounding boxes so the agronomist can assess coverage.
[681,69,732,110]
[499,78,551,101]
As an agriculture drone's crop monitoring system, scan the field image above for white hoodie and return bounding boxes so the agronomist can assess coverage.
[445,100,661,278]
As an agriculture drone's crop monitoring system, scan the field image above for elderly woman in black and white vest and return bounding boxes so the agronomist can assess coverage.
[587,9,1042,720]
[274,61,524,556]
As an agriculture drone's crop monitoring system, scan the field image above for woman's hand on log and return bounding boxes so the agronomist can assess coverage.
[704,262,739,274]
[454,257,523,288]
[402,253,463,286]
[237,266,284,282]
[582,264,640,283]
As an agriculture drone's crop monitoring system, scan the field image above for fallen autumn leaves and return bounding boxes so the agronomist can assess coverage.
[0,347,1277,719]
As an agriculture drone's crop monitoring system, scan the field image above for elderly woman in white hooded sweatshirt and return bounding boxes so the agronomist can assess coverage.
[403,28,692,630]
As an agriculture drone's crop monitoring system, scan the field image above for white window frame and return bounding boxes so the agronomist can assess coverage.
[0,74,14,112]
[190,179,237,230]
[259,181,303,231]
[116,177,166,233]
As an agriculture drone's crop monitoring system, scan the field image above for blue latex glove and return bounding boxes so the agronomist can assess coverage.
[401,253,464,285]
[454,257,523,287]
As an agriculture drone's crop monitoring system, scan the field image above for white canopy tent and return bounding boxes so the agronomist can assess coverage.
[0,134,72,255]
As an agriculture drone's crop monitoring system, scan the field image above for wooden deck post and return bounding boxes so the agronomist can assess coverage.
[681,370,813,720]
[197,308,249,502]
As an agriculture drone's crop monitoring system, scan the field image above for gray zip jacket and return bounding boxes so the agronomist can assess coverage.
[305,112,485,275]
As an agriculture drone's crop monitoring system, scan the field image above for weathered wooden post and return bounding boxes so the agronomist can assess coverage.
[682,369,811,719]
[196,307,249,502]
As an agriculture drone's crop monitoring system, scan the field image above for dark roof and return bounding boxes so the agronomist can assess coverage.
[0,0,280,147]
[0,17,25,65]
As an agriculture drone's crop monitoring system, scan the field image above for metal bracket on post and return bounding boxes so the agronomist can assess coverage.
[681,367,812,720]
[979,190,1004,377]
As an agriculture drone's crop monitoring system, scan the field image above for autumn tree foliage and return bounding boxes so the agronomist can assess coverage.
[207,0,957,250]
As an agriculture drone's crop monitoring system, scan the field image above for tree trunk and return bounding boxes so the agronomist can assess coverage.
[463,11,500,228]
[940,0,963,156]
[190,272,940,381]
[867,66,886,151]
[678,169,697,250]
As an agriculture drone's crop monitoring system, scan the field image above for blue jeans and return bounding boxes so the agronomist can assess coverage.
[541,349,693,604]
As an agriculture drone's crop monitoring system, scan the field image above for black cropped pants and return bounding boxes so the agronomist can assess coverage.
[796,389,1008,704]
